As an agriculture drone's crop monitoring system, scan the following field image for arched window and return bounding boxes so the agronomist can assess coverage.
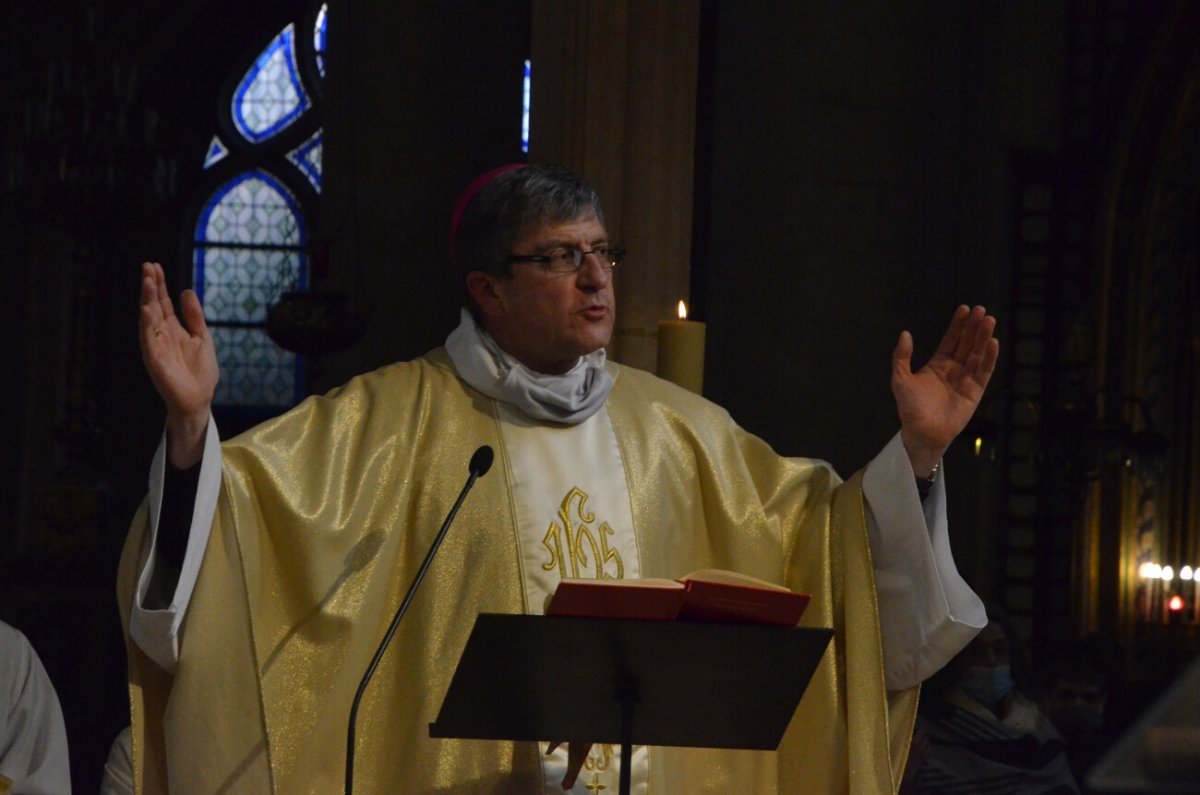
[189,4,328,414]
[194,169,306,407]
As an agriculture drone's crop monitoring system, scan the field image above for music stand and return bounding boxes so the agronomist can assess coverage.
[429,614,833,795]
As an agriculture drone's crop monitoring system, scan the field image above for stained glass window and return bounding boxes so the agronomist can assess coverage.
[194,170,306,407]
[203,135,229,169]
[232,23,311,144]
[522,59,531,154]
[210,327,301,407]
[191,4,326,412]
[315,5,329,78]
[286,130,323,193]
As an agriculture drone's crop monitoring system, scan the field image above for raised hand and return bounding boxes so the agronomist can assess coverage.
[891,305,999,478]
[139,261,218,468]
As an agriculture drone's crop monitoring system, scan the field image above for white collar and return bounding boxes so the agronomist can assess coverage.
[445,308,614,425]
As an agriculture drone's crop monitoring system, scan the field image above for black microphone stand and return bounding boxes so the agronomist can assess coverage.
[344,445,494,795]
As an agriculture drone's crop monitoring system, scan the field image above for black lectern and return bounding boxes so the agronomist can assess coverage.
[429,613,833,795]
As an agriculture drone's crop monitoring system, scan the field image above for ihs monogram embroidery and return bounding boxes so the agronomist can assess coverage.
[542,487,625,580]
[584,744,615,792]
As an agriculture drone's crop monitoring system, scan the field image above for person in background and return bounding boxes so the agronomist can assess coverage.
[907,607,1078,794]
[0,619,71,794]
[1039,639,1116,785]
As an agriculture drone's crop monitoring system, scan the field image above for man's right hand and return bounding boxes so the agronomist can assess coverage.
[139,262,218,469]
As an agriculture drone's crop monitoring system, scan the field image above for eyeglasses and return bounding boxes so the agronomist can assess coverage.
[505,245,624,274]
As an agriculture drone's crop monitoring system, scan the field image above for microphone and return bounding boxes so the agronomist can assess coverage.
[345,445,494,795]
[468,445,495,478]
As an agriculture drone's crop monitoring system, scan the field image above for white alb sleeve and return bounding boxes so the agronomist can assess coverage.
[98,727,133,795]
[0,622,72,795]
[861,432,986,690]
[128,416,222,674]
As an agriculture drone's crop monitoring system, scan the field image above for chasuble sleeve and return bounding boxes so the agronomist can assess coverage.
[733,427,920,794]
[131,358,539,794]
[605,365,918,793]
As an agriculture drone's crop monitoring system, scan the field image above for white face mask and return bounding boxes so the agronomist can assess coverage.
[961,664,1015,707]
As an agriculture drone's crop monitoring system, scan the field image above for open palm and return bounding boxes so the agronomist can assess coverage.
[892,305,999,474]
[139,262,218,464]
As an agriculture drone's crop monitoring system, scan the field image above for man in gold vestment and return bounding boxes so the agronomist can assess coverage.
[123,164,999,793]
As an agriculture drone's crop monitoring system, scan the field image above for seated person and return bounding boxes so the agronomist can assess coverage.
[1039,639,1115,783]
[908,607,1078,794]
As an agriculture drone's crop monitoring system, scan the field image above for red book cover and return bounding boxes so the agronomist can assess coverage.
[545,578,685,621]
[676,574,810,627]
[545,570,809,627]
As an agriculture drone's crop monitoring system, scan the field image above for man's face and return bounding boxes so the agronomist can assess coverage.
[478,213,615,374]
[1044,678,1105,714]
[1044,676,1106,743]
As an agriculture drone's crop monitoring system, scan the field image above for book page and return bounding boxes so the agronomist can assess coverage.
[559,577,683,590]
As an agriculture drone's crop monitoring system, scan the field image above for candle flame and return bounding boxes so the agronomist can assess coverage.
[677,300,688,320]
[1182,566,1194,581]
[1169,595,1185,612]
[1162,565,1174,582]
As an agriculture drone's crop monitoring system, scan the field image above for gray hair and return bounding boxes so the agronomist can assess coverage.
[452,164,607,279]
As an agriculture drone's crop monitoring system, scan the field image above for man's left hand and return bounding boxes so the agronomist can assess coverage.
[891,305,999,478]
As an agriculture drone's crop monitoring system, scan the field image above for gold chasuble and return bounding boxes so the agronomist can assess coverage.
[117,349,917,794]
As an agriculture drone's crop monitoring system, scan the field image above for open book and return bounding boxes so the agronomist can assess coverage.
[545,569,810,627]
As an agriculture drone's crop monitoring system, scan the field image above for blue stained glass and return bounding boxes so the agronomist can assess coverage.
[203,135,229,169]
[232,24,311,143]
[197,170,304,246]
[193,170,308,322]
[315,4,328,78]
[195,7,330,410]
[194,169,308,408]
[286,129,323,193]
[211,326,301,407]
[522,59,531,154]
[196,247,303,323]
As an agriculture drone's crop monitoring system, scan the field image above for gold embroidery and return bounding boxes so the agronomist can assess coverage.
[583,744,615,792]
[598,522,624,580]
[584,743,614,771]
[542,488,625,580]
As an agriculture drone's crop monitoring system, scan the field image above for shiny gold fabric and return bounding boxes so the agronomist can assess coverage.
[118,349,916,793]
